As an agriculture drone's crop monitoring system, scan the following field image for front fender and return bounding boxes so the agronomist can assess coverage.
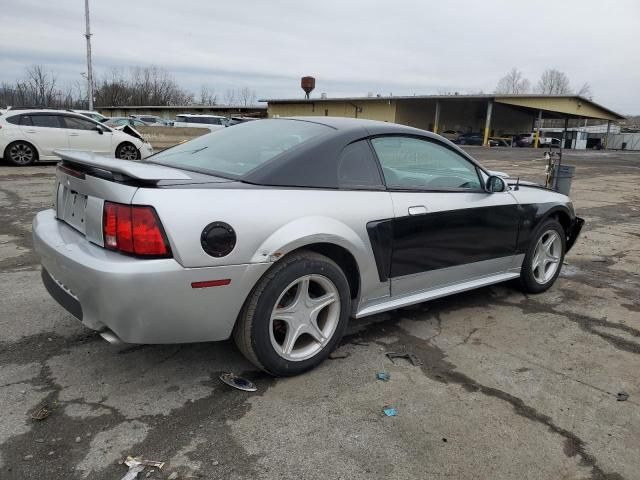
[250,216,369,268]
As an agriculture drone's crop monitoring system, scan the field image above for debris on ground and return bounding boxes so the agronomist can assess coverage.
[120,456,165,480]
[167,472,179,480]
[328,351,350,360]
[385,351,423,366]
[617,391,629,402]
[383,407,398,417]
[376,371,390,382]
[30,405,52,421]
[219,372,257,392]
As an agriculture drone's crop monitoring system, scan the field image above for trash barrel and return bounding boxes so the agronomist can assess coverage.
[554,165,575,196]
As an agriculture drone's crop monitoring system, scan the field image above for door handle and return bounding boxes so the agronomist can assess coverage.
[408,205,428,216]
[69,133,80,136]
[26,130,36,133]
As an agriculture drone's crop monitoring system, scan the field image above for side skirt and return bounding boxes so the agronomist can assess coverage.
[355,270,521,318]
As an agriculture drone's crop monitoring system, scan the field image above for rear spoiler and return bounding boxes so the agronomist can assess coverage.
[53,150,192,181]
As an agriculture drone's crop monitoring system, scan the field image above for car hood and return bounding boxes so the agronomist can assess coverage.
[113,124,147,142]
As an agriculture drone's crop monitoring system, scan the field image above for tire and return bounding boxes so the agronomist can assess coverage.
[4,141,38,166]
[115,142,140,160]
[519,218,566,293]
[233,250,351,376]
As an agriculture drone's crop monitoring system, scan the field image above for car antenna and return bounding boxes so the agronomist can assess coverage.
[514,177,520,191]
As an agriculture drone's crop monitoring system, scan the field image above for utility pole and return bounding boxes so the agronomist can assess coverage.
[84,0,94,110]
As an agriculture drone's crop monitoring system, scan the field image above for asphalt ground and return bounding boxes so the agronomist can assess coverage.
[0,147,638,479]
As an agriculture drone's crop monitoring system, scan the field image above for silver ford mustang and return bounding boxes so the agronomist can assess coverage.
[33,117,584,376]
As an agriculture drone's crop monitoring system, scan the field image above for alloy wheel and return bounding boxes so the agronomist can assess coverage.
[532,230,562,284]
[9,143,34,165]
[118,144,139,160]
[269,274,341,362]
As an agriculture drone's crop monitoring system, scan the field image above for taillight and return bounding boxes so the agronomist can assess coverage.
[103,202,171,257]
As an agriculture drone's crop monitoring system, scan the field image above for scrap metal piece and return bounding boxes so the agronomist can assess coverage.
[617,391,629,402]
[30,405,51,421]
[121,456,165,480]
[219,373,257,392]
[385,352,423,366]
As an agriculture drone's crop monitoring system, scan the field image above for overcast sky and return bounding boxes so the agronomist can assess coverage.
[1,0,638,113]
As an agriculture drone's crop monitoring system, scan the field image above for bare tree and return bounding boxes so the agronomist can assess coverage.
[576,82,593,99]
[536,69,572,95]
[199,85,217,105]
[223,89,237,105]
[495,68,531,94]
[93,66,194,106]
[238,87,257,106]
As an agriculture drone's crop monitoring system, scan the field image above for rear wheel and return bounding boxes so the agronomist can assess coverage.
[115,142,140,160]
[234,250,351,376]
[5,141,38,166]
[519,218,565,293]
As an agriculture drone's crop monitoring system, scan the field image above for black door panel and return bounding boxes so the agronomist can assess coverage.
[391,204,520,277]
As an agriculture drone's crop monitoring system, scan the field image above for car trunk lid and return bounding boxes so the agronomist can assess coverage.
[52,150,231,247]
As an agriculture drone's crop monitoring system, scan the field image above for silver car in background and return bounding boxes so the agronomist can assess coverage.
[33,117,583,376]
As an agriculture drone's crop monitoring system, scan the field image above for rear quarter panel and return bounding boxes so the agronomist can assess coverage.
[132,187,395,304]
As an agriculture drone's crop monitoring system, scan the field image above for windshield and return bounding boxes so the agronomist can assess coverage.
[149,119,332,178]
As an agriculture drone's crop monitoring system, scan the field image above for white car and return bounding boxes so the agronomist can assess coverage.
[0,109,153,166]
[173,114,228,132]
[73,110,109,123]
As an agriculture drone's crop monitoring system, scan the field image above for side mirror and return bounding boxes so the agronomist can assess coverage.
[95,125,104,135]
[486,175,507,193]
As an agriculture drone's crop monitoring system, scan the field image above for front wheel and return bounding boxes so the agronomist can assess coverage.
[115,142,140,160]
[519,218,566,293]
[234,250,351,376]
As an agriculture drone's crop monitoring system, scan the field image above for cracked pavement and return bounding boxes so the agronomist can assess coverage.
[0,148,638,479]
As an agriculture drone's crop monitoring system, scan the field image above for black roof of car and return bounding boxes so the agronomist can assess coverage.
[242,117,487,188]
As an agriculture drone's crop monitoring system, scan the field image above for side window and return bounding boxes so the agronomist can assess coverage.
[30,115,62,128]
[63,116,97,130]
[337,140,383,189]
[20,115,33,126]
[6,115,22,125]
[371,136,482,190]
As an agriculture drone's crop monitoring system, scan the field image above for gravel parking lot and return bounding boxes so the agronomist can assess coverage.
[1,148,638,480]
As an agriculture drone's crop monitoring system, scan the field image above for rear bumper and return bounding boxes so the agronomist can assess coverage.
[566,216,585,253]
[33,209,270,344]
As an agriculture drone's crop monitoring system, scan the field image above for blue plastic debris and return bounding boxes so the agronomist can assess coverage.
[376,371,390,382]
[383,407,397,417]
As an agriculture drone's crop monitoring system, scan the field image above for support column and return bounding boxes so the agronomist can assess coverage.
[561,117,569,149]
[533,110,543,148]
[483,101,493,146]
[605,120,611,149]
[433,101,441,134]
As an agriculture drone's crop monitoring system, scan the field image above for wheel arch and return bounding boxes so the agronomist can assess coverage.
[250,216,368,301]
[537,204,572,236]
[4,139,40,162]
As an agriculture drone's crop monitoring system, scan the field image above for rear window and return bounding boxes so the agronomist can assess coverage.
[149,119,332,178]
[30,115,61,128]
[6,114,22,125]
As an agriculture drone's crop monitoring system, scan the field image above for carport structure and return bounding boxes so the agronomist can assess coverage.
[264,94,624,148]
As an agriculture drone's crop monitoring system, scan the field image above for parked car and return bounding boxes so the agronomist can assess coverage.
[455,132,484,145]
[104,117,150,129]
[131,115,173,126]
[173,114,228,131]
[515,133,560,148]
[73,110,109,123]
[33,117,583,376]
[228,116,259,126]
[0,109,153,165]
[440,130,463,142]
